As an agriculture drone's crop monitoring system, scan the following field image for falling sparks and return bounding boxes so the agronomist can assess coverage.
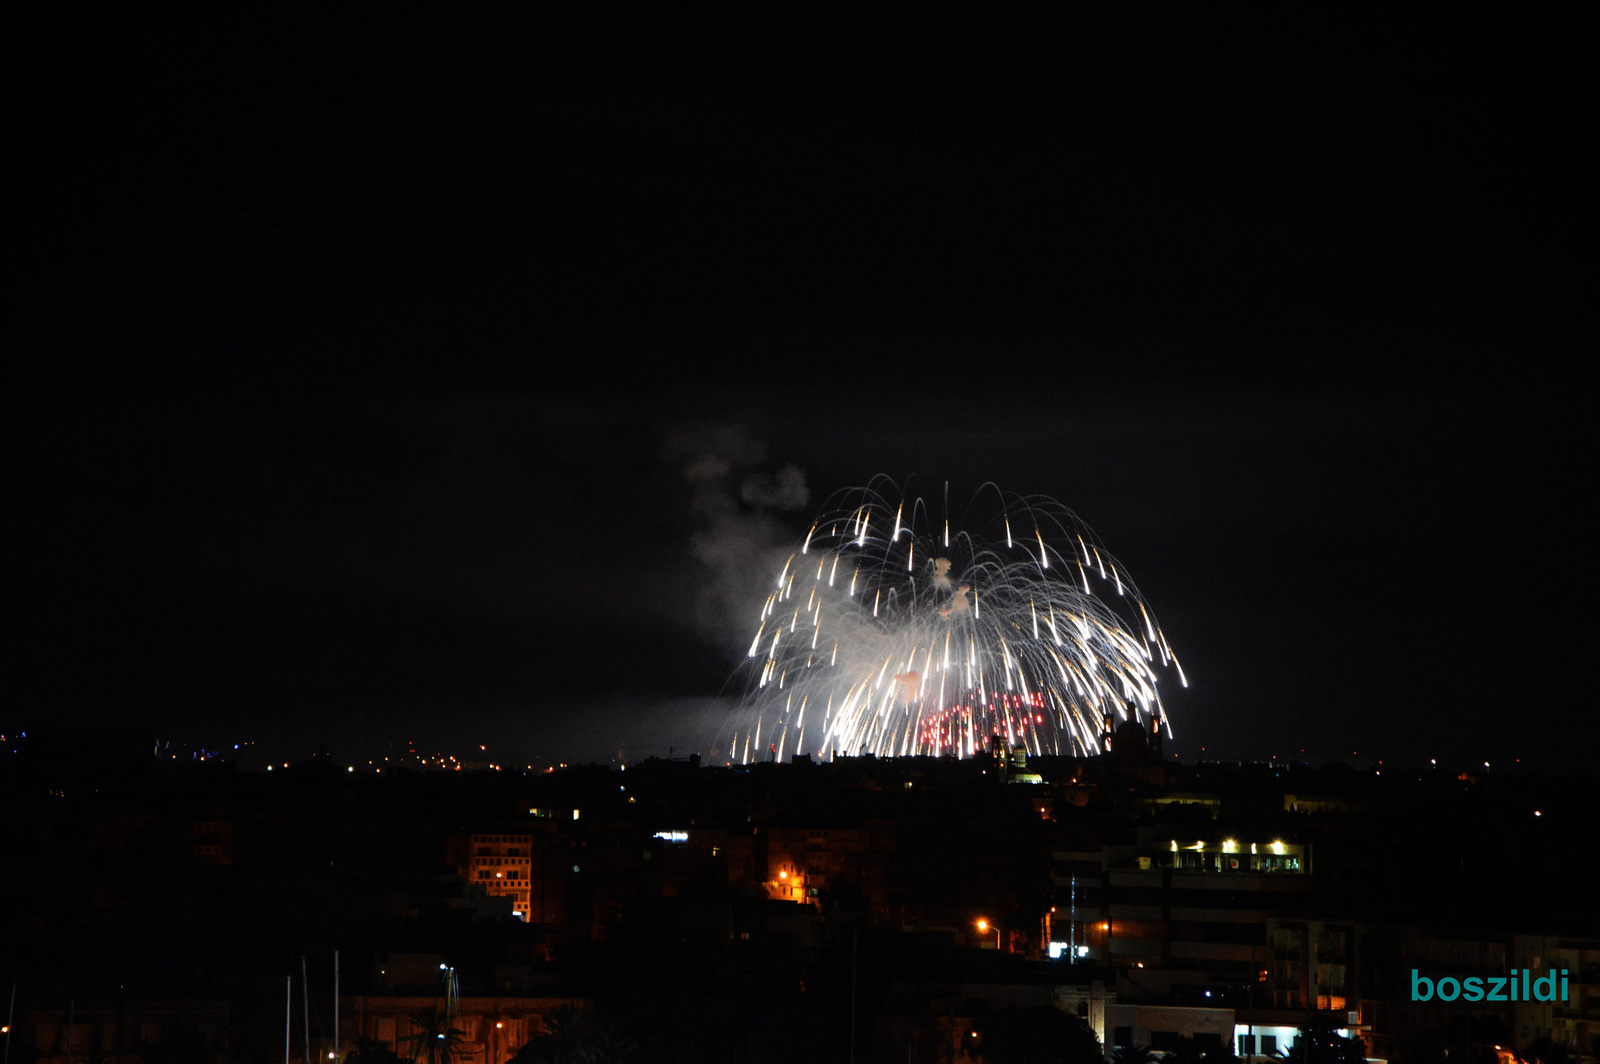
[730,481,1184,762]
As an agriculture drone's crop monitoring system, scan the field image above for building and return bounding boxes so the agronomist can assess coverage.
[346,995,588,1064]
[454,833,536,920]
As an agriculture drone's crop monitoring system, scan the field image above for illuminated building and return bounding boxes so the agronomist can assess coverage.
[347,996,587,1064]
[458,833,534,920]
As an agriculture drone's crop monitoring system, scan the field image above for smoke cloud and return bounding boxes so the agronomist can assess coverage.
[663,423,810,648]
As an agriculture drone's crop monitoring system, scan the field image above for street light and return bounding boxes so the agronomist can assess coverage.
[975,918,1001,949]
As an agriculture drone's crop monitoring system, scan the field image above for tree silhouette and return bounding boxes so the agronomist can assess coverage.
[508,1006,636,1064]
[404,1007,467,1064]
[348,1037,407,1064]
[1285,1022,1365,1064]
[978,1006,1102,1064]
[1159,1034,1236,1064]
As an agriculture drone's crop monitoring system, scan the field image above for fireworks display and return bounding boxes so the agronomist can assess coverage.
[727,480,1185,763]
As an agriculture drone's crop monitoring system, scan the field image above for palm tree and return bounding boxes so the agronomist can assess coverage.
[405,1006,467,1064]
[508,1007,636,1064]
[348,1037,406,1064]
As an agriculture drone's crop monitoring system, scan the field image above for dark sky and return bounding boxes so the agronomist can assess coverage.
[8,11,1588,769]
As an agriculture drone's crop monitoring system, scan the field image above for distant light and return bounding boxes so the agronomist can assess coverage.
[1077,946,1090,957]
[1205,990,1211,997]
[976,918,988,932]
[496,1022,503,1029]
[347,766,353,772]
[439,963,448,970]
[1534,811,1541,817]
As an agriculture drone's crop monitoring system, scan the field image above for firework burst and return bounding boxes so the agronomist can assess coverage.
[726,479,1185,763]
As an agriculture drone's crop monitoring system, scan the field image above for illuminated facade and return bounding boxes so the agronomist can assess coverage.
[463,833,533,919]
[763,825,870,906]
[347,996,587,1064]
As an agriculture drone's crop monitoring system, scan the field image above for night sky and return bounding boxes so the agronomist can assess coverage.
[9,11,1587,770]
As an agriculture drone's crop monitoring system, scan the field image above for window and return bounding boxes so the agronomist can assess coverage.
[1239,1036,1256,1056]
[1113,1027,1133,1049]
[1261,1036,1278,1055]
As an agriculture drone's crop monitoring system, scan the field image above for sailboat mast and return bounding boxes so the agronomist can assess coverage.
[301,957,310,1064]
[3,982,15,1064]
